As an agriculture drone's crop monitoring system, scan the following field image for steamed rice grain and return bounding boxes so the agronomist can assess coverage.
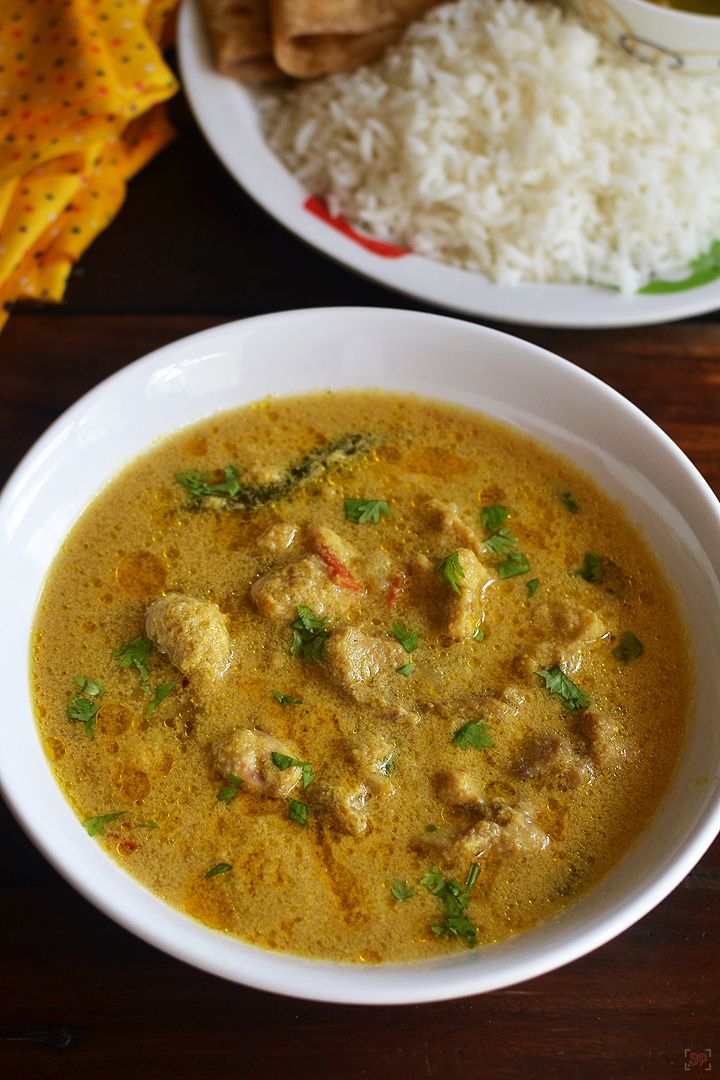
[258,0,720,292]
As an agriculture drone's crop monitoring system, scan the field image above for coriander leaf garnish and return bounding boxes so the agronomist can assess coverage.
[527,578,540,598]
[396,663,416,677]
[497,551,531,579]
[273,690,304,705]
[435,551,465,594]
[216,773,244,806]
[146,681,174,719]
[288,799,308,827]
[560,491,580,514]
[272,752,315,789]
[289,605,331,662]
[423,864,479,949]
[612,631,644,663]
[425,823,438,833]
[83,811,126,837]
[578,553,604,583]
[344,498,392,525]
[452,720,494,751]
[483,527,518,557]
[176,465,241,502]
[391,622,418,654]
[68,677,104,740]
[472,627,485,642]
[481,505,509,532]
[136,820,160,829]
[205,862,233,879]
[391,879,416,902]
[537,667,589,711]
[113,636,153,691]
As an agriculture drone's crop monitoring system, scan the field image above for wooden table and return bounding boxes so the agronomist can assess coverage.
[1,87,718,1080]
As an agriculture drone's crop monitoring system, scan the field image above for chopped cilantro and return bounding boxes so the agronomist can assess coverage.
[344,498,392,525]
[537,667,589,711]
[205,862,232,878]
[435,551,465,594]
[527,578,540,598]
[452,719,494,751]
[379,753,397,776]
[146,681,174,719]
[391,622,418,654]
[472,627,485,642]
[425,824,438,833]
[578,553,604,583]
[288,799,308,827]
[497,551,531,579]
[481,505,509,531]
[483,527,518,557]
[612,631,644,663]
[272,752,315,789]
[273,690,304,705]
[83,811,126,837]
[176,465,241,502]
[560,491,580,514]
[216,773,244,806]
[136,820,159,830]
[396,662,416,677]
[422,864,479,949]
[289,605,331,662]
[391,879,416,902]
[113,636,153,691]
[67,677,104,741]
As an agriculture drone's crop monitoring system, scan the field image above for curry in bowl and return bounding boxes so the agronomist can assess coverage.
[31,390,691,962]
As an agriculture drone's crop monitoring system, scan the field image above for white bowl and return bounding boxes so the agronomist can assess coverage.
[568,0,720,74]
[1,308,719,1004]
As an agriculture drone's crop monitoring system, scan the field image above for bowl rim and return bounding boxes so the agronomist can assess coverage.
[2,306,720,1004]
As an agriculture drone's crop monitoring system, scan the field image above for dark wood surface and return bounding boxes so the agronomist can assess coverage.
[1,87,719,1080]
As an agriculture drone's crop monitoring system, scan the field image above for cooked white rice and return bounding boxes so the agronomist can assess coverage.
[258,0,720,292]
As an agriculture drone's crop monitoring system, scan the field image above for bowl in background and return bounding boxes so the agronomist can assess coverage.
[1,307,719,1004]
[568,0,720,73]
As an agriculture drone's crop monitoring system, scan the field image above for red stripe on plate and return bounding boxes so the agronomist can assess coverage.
[304,196,409,259]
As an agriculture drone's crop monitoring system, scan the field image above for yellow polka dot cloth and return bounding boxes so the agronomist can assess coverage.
[0,0,179,329]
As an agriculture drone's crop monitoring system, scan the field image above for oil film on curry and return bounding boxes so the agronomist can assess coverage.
[31,391,691,962]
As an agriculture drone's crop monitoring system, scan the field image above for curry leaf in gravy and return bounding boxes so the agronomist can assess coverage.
[483,527,519,557]
[272,752,315,789]
[396,663,416,677]
[435,551,465,594]
[146,681,174,719]
[527,578,540,598]
[344,498,392,525]
[452,720,494,751]
[176,433,375,513]
[68,678,104,741]
[273,690,304,705]
[289,606,332,662]
[612,631,644,663]
[537,667,589,711]
[391,879,416,902]
[497,551,531,579]
[217,773,244,805]
[288,799,309,826]
[578,553,604,584]
[113,636,153,691]
[205,862,233,878]
[83,811,126,837]
[481,505,509,532]
[391,622,418,654]
[560,491,580,514]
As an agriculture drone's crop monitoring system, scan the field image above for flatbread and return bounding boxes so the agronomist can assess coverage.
[200,0,282,83]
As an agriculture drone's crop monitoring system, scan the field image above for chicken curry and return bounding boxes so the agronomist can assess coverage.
[31,391,691,962]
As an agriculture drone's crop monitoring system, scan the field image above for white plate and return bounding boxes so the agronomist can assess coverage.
[1,307,720,1003]
[178,0,720,329]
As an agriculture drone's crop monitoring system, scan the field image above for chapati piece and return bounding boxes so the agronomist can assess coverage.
[200,0,282,83]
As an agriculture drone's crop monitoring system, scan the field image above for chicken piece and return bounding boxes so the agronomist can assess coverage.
[350,732,396,795]
[576,711,628,768]
[513,599,608,677]
[443,548,491,641]
[436,769,484,809]
[251,553,356,621]
[308,525,359,569]
[213,728,303,797]
[513,734,592,791]
[310,781,369,836]
[325,627,417,724]
[145,592,232,680]
[256,522,298,554]
[422,498,484,558]
[459,802,550,858]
